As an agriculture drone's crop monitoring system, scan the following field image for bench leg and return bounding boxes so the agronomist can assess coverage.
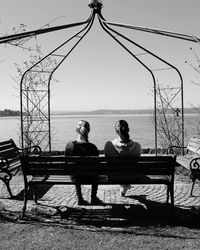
[23,185,36,217]
[0,173,13,197]
[32,186,38,203]
[190,179,196,196]
[166,184,174,211]
[22,180,34,217]
[22,184,29,217]
[170,187,174,211]
[166,185,169,204]
[4,180,13,197]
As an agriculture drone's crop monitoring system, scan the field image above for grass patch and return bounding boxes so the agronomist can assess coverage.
[1,221,200,249]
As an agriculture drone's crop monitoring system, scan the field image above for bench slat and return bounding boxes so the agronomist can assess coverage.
[22,156,176,178]
[30,175,109,184]
[0,139,15,147]
[0,148,19,160]
[187,137,200,153]
[29,174,169,185]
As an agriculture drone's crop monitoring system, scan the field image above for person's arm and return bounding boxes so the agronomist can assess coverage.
[96,145,99,156]
[64,141,74,156]
[104,141,114,156]
[137,142,142,156]
[91,144,99,156]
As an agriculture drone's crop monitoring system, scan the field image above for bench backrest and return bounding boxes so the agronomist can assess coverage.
[187,137,200,154]
[0,139,21,173]
[21,155,176,177]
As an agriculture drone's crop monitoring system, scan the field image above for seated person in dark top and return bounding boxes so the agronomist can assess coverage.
[65,120,101,205]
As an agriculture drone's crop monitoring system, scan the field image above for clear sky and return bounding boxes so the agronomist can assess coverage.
[0,0,200,111]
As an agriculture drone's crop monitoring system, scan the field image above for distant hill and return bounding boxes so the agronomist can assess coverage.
[0,108,198,117]
[0,109,21,117]
[51,108,199,116]
[51,109,153,115]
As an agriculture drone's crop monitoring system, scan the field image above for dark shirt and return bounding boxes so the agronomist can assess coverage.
[65,141,99,182]
[65,141,99,156]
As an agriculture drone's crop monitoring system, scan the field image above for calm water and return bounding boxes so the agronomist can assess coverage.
[0,114,199,150]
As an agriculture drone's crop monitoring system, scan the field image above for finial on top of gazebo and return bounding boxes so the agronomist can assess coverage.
[88,0,103,11]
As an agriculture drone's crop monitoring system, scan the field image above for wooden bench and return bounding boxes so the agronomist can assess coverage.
[0,139,41,197]
[168,137,200,195]
[21,155,177,217]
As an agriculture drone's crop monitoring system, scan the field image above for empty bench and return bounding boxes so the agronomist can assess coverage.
[21,155,177,217]
[168,137,200,195]
[0,139,41,197]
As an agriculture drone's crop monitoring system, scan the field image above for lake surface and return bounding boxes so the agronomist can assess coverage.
[0,114,199,151]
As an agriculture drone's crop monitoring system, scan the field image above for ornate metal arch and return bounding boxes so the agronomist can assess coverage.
[0,0,199,153]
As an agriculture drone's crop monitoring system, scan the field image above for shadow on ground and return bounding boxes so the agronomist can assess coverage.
[1,193,200,231]
[58,195,200,229]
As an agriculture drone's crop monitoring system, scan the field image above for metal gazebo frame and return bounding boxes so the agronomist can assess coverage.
[0,1,200,153]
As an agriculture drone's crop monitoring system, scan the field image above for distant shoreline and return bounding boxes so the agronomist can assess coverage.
[51,108,198,116]
[0,108,198,117]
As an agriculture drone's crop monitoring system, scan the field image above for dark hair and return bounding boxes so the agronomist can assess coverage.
[115,120,130,142]
[76,120,90,141]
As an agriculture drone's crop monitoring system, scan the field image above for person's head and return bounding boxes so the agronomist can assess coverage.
[115,120,130,142]
[76,120,90,142]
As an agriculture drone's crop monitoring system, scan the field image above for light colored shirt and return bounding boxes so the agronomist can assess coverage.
[104,138,141,157]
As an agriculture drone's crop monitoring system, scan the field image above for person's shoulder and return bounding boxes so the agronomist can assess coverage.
[66,140,75,148]
[65,141,75,155]
[135,141,141,148]
[133,141,142,153]
[104,140,113,148]
[104,141,113,151]
[88,142,98,149]
[85,142,98,152]
[104,140,119,156]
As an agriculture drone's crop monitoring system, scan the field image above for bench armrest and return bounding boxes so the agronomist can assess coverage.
[0,157,15,174]
[0,156,9,168]
[167,145,187,155]
[18,145,42,155]
[190,157,200,171]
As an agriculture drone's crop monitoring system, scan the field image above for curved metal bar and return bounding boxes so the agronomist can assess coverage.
[190,157,200,195]
[0,13,93,44]
[98,13,184,93]
[10,3,186,152]
[100,19,200,43]
[98,11,184,153]
[20,10,95,149]
[47,12,96,152]
[190,157,200,171]
[20,10,94,78]
[97,14,158,153]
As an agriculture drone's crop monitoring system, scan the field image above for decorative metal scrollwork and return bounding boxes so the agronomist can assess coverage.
[0,161,12,194]
[190,157,200,181]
